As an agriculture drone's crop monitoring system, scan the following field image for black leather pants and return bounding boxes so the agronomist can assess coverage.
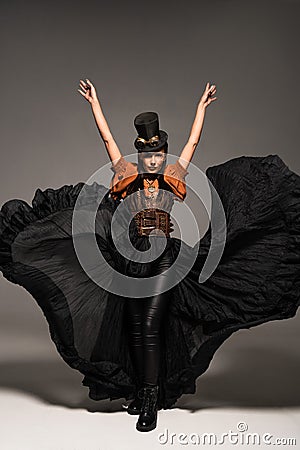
[125,247,173,386]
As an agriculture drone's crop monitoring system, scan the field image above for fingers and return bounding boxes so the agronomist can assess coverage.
[206,82,215,89]
[205,83,217,102]
[207,97,218,105]
[79,78,91,86]
[80,80,90,90]
[78,79,92,94]
[79,82,87,93]
[201,82,218,108]
[77,89,86,96]
[85,78,92,89]
[207,85,217,101]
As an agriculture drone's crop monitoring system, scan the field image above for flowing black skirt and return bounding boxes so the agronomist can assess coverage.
[0,154,299,409]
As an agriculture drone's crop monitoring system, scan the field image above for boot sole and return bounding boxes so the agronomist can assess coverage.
[136,416,157,432]
[127,408,141,415]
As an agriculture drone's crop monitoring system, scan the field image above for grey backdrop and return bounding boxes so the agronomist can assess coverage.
[0,0,299,409]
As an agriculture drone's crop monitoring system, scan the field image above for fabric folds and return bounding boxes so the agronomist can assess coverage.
[0,154,299,409]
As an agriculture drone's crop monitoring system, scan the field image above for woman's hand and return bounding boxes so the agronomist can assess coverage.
[77,78,99,105]
[199,82,217,109]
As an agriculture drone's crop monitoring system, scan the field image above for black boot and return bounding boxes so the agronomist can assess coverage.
[136,384,159,432]
[125,384,162,415]
[126,384,144,415]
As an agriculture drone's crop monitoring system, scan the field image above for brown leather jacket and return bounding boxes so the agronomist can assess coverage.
[109,156,188,201]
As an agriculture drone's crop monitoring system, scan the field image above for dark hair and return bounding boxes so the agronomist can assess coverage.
[126,143,173,197]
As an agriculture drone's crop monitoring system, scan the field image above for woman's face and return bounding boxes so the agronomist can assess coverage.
[141,148,166,174]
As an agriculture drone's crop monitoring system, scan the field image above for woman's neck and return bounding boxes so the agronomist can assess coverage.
[144,172,158,180]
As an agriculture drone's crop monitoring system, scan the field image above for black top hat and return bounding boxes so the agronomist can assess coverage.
[134,112,168,152]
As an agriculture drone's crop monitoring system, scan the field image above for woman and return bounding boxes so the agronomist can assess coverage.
[81,79,217,433]
[0,79,299,434]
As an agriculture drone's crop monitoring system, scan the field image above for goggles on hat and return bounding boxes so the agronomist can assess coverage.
[135,135,160,149]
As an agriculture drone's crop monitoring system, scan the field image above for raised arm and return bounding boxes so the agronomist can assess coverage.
[178,82,217,171]
[78,78,123,167]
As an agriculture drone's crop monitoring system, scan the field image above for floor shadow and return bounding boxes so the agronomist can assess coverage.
[176,345,300,411]
[0,342,299,413]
